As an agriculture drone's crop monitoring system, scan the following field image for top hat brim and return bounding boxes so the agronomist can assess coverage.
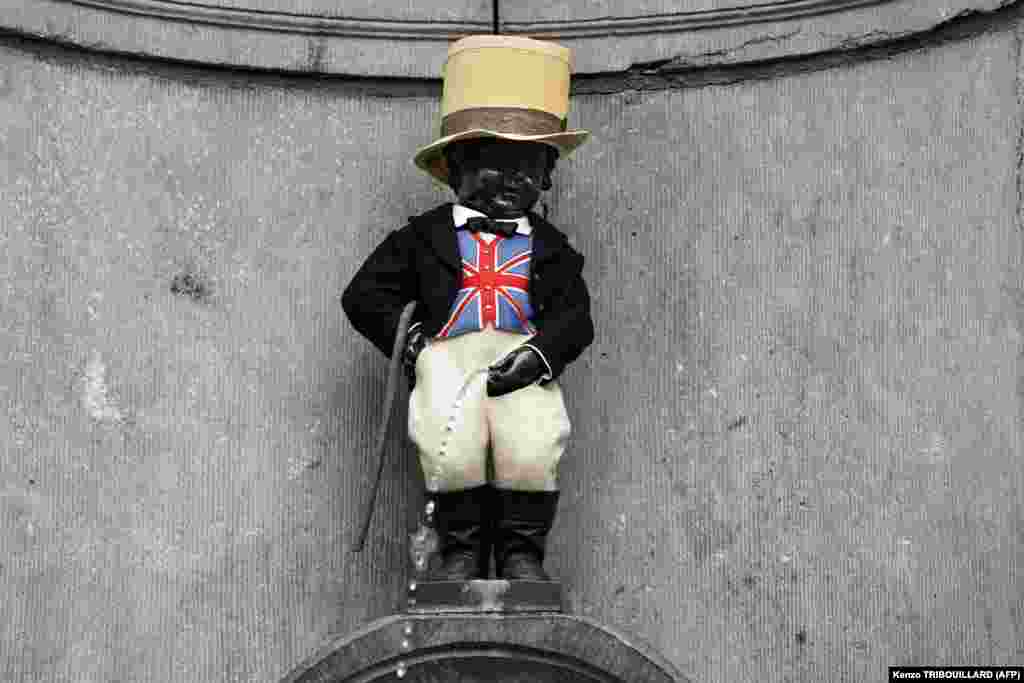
[413,128,590,187]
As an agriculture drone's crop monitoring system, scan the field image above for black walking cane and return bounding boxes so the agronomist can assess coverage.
[352,300,418,553]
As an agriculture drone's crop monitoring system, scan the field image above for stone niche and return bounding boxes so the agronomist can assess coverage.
[0,0,1012,76]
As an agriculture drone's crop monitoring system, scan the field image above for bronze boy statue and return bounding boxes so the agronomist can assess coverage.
[342,36,592,582]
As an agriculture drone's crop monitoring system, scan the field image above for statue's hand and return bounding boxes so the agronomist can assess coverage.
[403,327,427,388]
[487,346,544,397]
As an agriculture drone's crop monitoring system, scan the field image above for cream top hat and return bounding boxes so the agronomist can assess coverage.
[413,35,590,186]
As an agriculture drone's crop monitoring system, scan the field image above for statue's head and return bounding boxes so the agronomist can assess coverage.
[413,36,587,196]
[444,139,558,219]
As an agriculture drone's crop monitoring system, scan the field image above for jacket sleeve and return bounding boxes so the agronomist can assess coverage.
[526,252,595,382]
[340,227,419,358]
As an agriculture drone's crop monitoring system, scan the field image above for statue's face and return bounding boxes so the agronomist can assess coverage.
[447,139,554,219]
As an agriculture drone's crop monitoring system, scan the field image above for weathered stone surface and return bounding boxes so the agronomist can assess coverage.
[503,0,1017,73]
[280,613,688,682]
[0,9,1022,683]
[0,0,490,77]
[189,0,487,19]
[0,0,1018,76]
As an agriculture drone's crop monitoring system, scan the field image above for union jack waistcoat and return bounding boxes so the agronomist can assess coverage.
[437,231,536,339]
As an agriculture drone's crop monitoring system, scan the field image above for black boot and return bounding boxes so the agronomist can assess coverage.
[427,485,491,581]
[492,489,559,581]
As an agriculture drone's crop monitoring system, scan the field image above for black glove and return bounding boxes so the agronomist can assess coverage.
[487,346,546,397]
[403,327,427,389]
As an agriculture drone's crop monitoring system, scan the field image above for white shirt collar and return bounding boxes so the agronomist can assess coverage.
[452,204,532,236]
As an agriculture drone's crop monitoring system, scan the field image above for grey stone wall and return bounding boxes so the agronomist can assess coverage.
[3,0,1014,75]
[1,9,1022,683]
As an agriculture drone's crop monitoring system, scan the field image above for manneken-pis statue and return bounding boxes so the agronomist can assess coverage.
[342,36,593,582]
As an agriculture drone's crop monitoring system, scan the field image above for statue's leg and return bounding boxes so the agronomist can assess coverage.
[486,336,570,580]
[487,379,569,492]
[408,333,492,579]
[408,334,490,491]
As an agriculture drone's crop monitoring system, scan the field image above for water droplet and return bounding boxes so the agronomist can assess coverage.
[396,661,407,677]
[401,638,411,650]
[403,623,413,636]
[425,501,435,515]
[408,581,417,592]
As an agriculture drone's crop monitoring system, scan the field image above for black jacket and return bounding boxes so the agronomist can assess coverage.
[341,203,594,381]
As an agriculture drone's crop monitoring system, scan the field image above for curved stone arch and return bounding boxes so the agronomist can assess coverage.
[281,613,690,682]
[0,0,1012,76]
[504,0,1016,73]
[0,0,489,77]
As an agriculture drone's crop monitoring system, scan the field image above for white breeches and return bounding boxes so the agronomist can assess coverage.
[408,326,571,492]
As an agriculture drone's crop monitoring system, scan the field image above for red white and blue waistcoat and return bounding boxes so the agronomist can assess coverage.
[437,221,537,340]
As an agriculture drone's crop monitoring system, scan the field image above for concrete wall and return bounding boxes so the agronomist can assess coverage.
[1,10,1022,683]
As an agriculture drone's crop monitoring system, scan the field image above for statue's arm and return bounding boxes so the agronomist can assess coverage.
[340,227,419,358]
[527,253,595,383]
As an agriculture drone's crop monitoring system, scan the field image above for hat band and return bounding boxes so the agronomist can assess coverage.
[440,107,568,138]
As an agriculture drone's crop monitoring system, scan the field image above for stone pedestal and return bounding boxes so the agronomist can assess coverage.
[407,579,563,614]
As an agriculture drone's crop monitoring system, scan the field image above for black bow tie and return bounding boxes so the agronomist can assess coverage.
[459,216,520,238]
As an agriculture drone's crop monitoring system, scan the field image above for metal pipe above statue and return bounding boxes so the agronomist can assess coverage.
[341,35,594,586]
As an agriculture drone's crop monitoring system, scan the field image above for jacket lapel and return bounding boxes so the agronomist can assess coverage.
[527,210,568,266]
[415,203,461,272]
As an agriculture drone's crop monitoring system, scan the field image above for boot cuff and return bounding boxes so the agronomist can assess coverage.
[494,488,559,522]
[432,484,492,521]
